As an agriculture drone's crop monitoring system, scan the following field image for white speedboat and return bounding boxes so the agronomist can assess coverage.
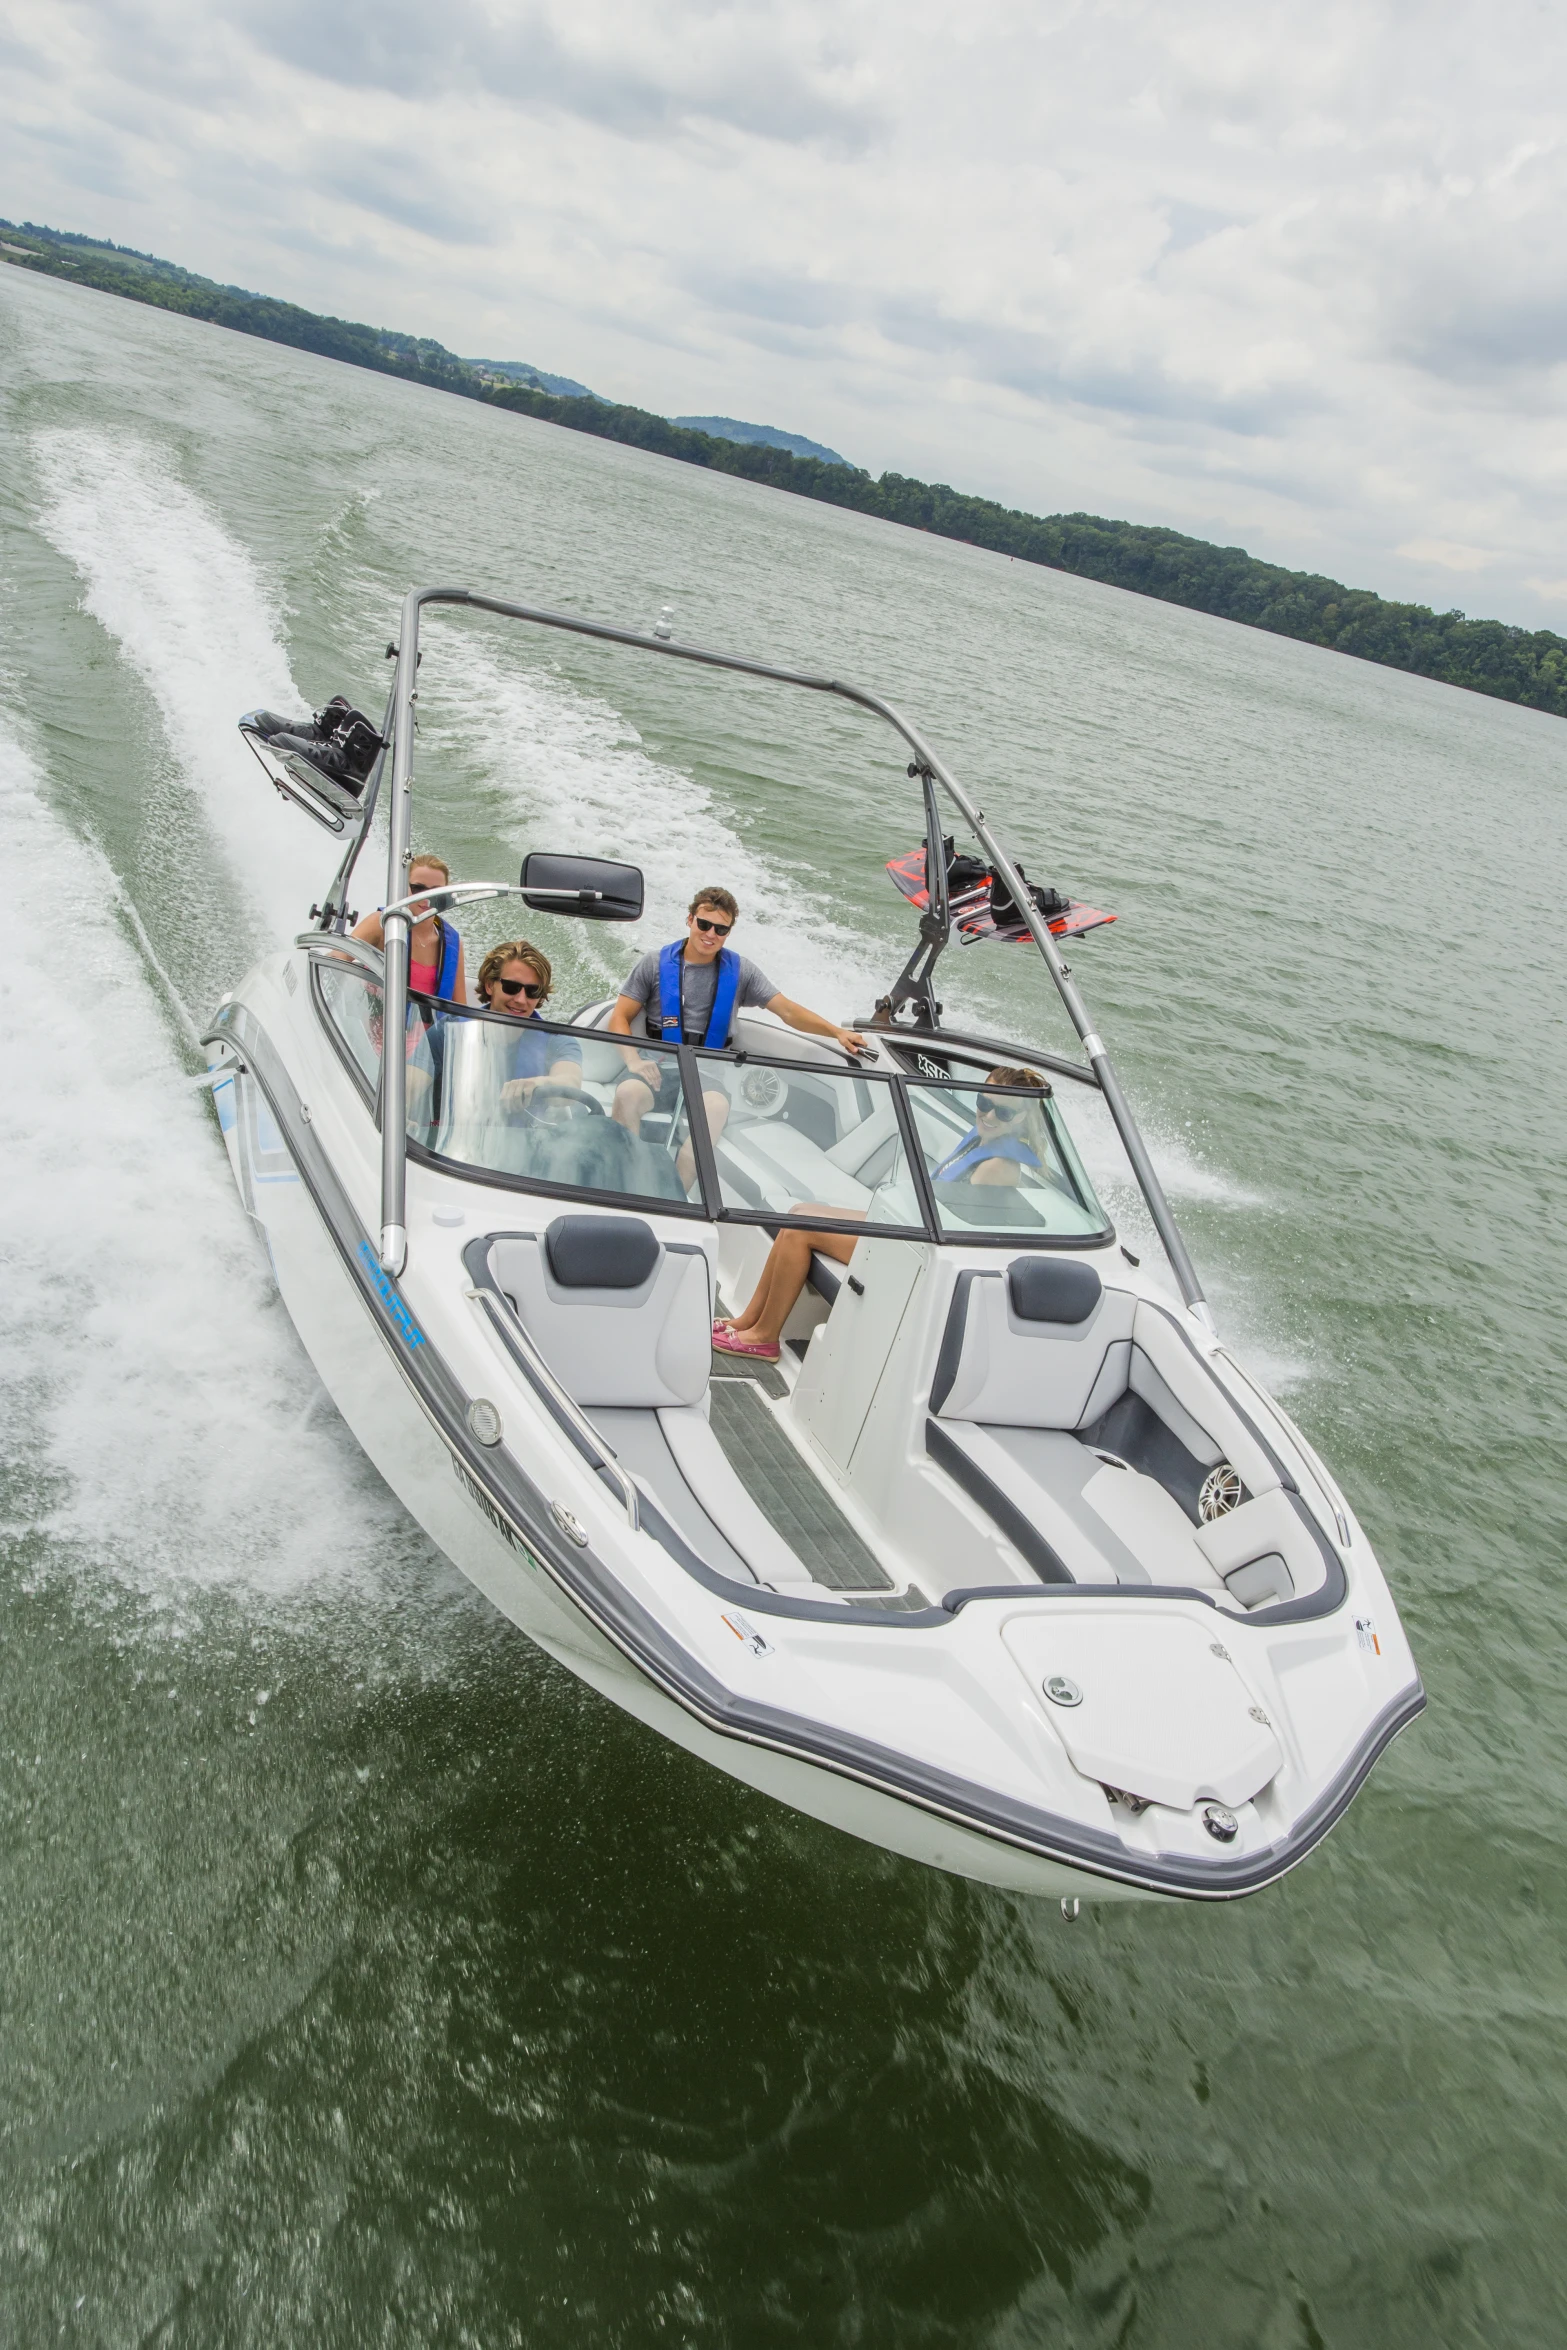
[208,586,1423,1905]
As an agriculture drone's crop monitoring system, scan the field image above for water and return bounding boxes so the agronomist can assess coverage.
[2,260,1565,2348]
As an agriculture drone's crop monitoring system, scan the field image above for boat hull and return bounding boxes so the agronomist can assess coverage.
[211,1043,1165,1902]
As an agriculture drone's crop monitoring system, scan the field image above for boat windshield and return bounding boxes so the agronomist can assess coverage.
[313,965,1109,1240]
[407,999,696,1210]
[900,1075,1107,1238]
[693,1048,927,1234]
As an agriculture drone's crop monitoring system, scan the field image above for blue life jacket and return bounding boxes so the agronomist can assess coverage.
[656,940,741,1047]
[933,1127,1042,1183]
[432,917,460,1000]
[403,914,460,999]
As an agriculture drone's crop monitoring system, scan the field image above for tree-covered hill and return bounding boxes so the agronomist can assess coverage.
[7,215,1564,721]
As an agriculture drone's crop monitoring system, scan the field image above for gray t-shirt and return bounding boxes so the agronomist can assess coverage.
[621,946,778,1045]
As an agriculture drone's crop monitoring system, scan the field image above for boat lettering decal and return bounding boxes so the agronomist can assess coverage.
[452,1455,538,1565]
[356,1239,426,1348]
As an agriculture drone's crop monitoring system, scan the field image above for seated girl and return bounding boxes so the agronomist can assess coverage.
[714,1067,1050,1362]
[930,1065,1053,1187]
[352,851,469,1003]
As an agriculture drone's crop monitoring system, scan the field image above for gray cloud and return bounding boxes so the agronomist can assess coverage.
[239,0,879,150]
[5,0,1567,622]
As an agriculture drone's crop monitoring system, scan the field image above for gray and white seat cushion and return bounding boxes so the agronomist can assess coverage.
[926,1259,1321,1597]
[487,1216,830,1595]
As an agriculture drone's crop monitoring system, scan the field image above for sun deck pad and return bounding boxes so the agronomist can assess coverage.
[708,1381,894,1592]
[1076,1458,1221,1588]
[979,1428,1153,1582]
[931,1422,1152,1584]
[1002,1611,1285,1811]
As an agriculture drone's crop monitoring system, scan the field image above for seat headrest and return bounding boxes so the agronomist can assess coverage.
[545,1214,660,1289]
[1008,1257,1102,1324]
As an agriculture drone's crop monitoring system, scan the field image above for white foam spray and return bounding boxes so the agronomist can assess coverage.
[0,707,438,1616]
[30,428,329,945]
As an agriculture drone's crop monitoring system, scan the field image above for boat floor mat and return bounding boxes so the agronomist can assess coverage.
[708,1381,894,1591]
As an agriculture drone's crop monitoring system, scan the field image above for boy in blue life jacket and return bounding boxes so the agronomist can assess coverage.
[608,886,865,1185]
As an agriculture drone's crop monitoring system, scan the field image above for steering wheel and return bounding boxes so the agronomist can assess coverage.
[524,1083,604,1124]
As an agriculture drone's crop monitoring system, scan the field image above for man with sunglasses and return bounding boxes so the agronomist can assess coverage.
[609,888,865,1164]
[475,940,582,1108]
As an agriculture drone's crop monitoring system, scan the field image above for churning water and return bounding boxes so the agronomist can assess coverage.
[2,260,1565,2348]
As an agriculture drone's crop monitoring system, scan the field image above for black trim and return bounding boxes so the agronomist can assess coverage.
[208,998,1423,1898]
[926,1418,1075,1585]
[404,1133,708,1218]
[717,1207,927,1242]
[677,1041,723,1217]
[930,1268,992,1414]
[867,1026,1101,1090]
[892,1067,945,1238]
[808,1254,844,1304]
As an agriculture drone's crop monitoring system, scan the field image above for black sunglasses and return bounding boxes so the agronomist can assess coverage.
[497,976,543,998]
[693,915,733,936]
[977,1095,1026,1119]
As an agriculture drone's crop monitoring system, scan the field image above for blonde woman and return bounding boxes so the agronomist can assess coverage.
[930,1067,1053,1187]
[352,852,469,1002]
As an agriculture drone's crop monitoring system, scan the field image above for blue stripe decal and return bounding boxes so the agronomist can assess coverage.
[356,1239,427,1349]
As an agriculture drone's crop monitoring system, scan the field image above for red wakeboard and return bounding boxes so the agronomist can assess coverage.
[886,846,1115,944]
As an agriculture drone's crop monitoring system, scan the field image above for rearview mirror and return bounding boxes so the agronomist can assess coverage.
[519,852,644,922]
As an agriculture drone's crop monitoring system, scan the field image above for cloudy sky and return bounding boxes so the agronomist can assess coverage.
[5,0,1566,624]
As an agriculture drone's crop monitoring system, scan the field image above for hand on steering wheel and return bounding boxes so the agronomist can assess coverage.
[525,1083,603,1124]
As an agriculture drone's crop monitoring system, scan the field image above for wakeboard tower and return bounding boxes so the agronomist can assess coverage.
[202,586,1424,1907]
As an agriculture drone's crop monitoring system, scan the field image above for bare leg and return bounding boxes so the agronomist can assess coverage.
[677,1088,730,1191]
[612,1073,656,1134]
[729,1213,862,1346]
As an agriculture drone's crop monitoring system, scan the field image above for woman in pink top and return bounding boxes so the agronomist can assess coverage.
[352,853,470,1002]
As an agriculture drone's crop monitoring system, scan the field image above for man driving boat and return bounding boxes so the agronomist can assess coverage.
[608,887,865,1181]
[475,941,583,1109]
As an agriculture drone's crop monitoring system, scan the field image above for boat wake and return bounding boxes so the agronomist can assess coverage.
[30,426,333,953]
[0,704,448,1625]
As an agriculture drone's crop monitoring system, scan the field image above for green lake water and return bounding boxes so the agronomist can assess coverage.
[2,260,1565,2348]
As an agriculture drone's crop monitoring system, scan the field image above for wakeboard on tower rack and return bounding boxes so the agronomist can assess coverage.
[874,761,1114,1026]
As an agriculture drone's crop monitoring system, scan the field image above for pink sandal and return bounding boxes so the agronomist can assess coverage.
[712,1328,781,1363]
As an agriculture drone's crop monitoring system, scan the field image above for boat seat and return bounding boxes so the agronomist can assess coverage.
[930,1261,1138,1429]
[931,1265,1282,1491]
[487,1217,843,1598]
[926,1261,1296,1590]
[487,1215,712,1407]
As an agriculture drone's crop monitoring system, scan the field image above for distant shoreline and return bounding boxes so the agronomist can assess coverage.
[7,214,1565,723]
